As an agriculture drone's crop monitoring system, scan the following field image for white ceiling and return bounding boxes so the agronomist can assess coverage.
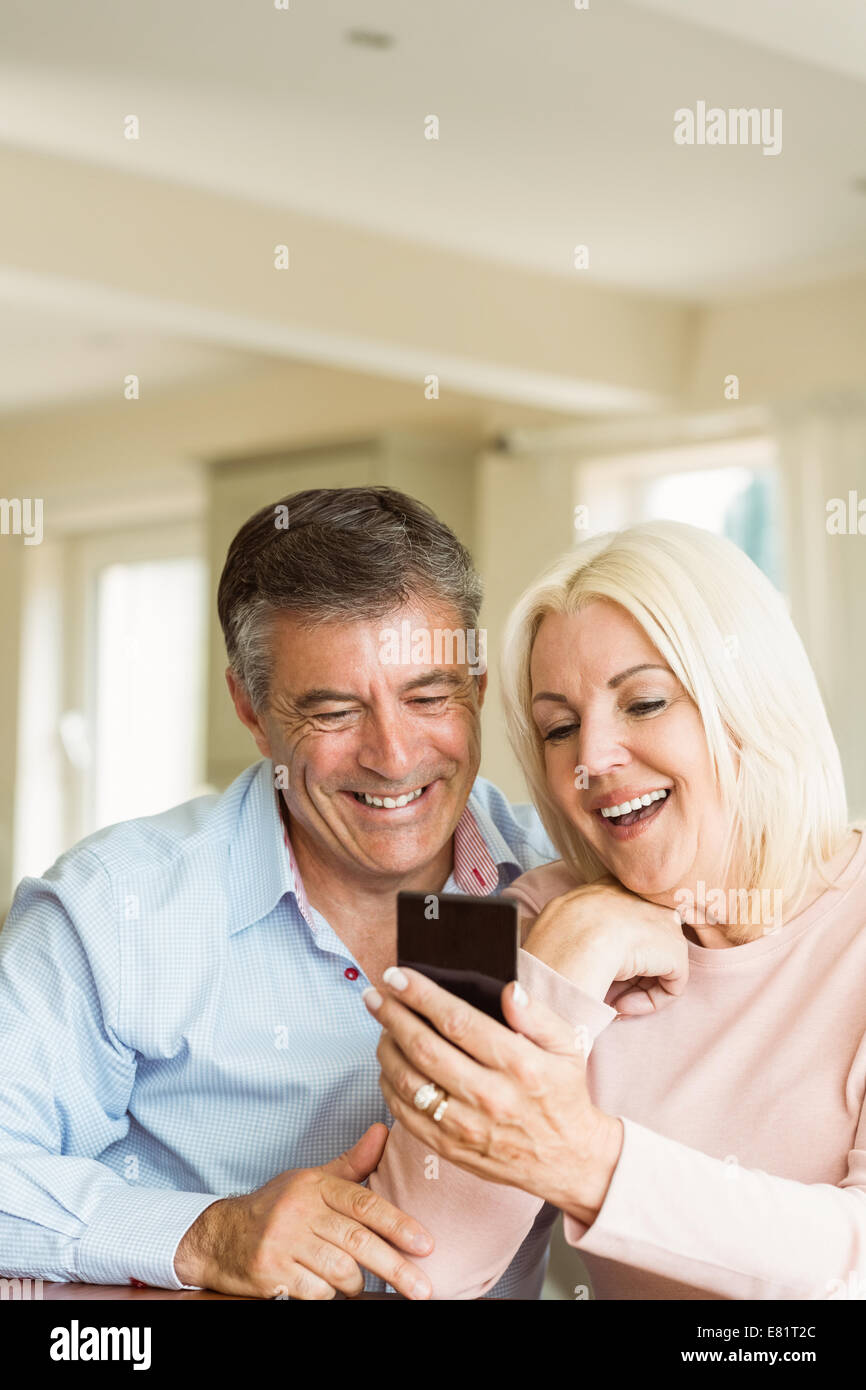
[2,0,865,297]
[0,301,274,413]
[0,0,865,413]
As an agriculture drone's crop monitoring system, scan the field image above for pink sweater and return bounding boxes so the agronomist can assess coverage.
[369,829,866,1299]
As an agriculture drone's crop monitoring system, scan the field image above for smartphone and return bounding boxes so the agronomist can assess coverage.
[396,890,519,1027]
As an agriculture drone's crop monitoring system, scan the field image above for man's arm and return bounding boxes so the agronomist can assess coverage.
[0,864,219,1288]
[0,863,434,1298]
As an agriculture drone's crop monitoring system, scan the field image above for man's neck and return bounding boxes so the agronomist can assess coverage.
[282,803,455,945]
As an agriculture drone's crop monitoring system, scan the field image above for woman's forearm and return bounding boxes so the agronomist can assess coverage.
[563,1116,866,1299]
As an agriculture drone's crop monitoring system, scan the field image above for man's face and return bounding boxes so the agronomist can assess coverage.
[239,600,486,882]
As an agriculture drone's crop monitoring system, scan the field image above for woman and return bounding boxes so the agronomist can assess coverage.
[363,519,866,1300]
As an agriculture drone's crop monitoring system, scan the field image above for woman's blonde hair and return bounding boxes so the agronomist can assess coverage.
[501,520,850,931]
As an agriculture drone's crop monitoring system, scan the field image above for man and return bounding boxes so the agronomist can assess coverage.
[0,486,556,1299]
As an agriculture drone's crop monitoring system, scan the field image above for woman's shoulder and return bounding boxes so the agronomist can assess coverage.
[504,859,582,915]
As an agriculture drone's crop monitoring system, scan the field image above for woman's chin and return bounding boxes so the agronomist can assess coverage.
[611,863,684,902]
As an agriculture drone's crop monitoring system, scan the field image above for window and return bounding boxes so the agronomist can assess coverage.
[575,437,783,589]
[92,555,206,828]
[13,520,208,883]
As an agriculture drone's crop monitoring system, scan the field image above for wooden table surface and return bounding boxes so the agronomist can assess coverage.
[42,1282,401,1300]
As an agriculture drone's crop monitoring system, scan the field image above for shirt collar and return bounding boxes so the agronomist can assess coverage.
[227,760,312,935]
[452,800,508,894]
[228,761,524,934]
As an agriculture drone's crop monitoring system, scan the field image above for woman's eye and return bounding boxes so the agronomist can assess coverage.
[543,723,579,743]
[628,700,666,715]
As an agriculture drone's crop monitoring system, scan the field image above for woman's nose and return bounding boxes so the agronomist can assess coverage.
[576,717,629,778]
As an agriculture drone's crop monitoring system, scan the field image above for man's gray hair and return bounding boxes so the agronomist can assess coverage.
[217,486,483,711]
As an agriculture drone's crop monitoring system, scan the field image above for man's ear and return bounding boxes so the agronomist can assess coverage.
[225,668,272,759]
[475,669,488,708]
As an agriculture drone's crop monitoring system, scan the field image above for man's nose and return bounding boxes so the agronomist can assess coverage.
[356,708,420,784]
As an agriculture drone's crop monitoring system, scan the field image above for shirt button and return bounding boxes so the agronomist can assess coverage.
[344,967,359,981]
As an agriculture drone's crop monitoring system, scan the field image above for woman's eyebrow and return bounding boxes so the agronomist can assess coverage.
[532,663,671,704]
[607,663,670,688]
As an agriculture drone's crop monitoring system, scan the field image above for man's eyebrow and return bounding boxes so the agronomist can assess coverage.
[532,664,671,704]
[293,688,359,710]
[398,669,465,693]
[292,670,464,710]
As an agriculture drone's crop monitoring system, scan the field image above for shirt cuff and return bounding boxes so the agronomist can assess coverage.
[75,1188,221,1289]
[518,948,618,1049]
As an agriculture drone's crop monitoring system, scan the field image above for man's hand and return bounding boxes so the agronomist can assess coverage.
[173,1123,434,1299]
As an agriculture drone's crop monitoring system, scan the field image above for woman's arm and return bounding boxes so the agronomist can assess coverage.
[366,949,618,1299]
[560,1114,866,1300]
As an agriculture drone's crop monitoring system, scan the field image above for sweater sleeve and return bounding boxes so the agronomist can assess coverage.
[367,949,617,1299]
[563,1114,866,1299]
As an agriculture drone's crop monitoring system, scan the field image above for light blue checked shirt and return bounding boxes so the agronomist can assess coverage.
[0,758,558,1297]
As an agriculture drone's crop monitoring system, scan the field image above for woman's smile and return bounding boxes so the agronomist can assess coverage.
[592,785,673,840]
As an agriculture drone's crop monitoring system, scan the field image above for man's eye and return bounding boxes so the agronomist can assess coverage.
[411,695,448,708]
[543,723,578,743]
[315,710,355,722]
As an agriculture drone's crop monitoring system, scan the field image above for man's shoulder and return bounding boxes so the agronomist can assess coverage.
[468,775,555,864]
[40,762,263,898]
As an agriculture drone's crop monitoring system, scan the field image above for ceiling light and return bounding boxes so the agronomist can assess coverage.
[345,29,394,50]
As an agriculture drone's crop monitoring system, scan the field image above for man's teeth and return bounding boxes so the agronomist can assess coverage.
[353,787,425,809]
[600,788,669,818]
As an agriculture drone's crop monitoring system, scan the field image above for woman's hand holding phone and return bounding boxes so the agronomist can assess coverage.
[520,877,689,1017]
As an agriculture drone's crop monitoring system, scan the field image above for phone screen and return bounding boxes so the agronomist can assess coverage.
[396,890,519,1027]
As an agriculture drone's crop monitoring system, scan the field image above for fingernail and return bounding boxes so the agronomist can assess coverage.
[411,1278,431,1300]
[362,987,383,1010]
[383,966,408,991]
[511,981,528,1007]
[411,1231,433,1254]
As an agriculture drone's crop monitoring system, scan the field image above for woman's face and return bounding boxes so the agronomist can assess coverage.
[530,600,731,904]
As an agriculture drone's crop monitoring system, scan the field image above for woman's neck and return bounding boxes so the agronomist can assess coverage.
[683,828,861,949]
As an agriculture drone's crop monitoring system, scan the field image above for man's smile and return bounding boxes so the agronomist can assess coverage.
[341,781,438,814]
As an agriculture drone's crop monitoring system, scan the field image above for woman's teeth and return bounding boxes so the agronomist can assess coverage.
[353,786,426,809]
[600,788,669,820]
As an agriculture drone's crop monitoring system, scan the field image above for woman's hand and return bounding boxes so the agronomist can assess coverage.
[521,877,689,1016]
[363,967,624,1224]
